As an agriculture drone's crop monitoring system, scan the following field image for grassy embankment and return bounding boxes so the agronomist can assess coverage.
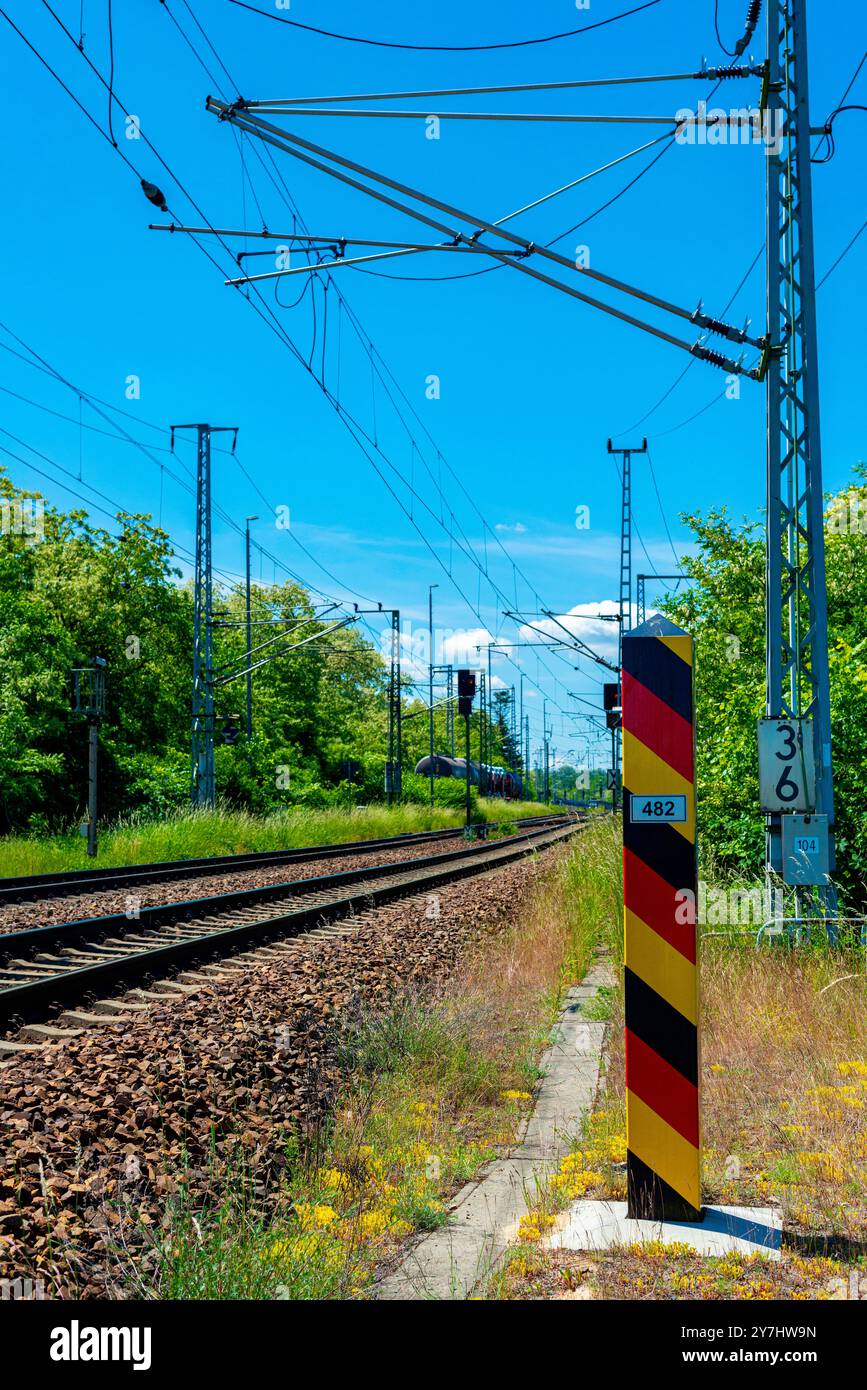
[123,820,619,1299]
[490,853,867,1301]
[0,799,564,878]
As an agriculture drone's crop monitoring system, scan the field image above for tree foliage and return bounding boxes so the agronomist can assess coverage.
[0,471,535,834]
[663,473,867,896]
[0,472,394,830]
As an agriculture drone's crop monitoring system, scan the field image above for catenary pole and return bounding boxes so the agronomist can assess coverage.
[173,422,238,808]
[245,515,258,740]
[428,583,438,806]
[765,0,837,922]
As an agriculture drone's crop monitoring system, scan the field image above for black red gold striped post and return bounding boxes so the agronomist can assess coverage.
[622,615,702,1223]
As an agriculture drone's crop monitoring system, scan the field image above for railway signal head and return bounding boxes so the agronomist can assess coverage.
[221,717,240,746]
[457,669,476,719]
[604,680,622,729]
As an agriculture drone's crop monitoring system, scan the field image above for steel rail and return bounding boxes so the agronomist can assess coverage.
[0,821,572,953]
[0,821,582,1028]
[0,813,569,904]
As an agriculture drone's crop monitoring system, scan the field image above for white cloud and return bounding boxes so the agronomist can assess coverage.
[441,626,495,664]
[495,521,527,534]
[519,599,633,665]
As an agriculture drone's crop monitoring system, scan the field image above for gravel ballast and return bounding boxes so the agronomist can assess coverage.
[0,846,562,1298]
[0,835,483,935]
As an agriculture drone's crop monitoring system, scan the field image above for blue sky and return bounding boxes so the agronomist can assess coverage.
[1,0,864,767]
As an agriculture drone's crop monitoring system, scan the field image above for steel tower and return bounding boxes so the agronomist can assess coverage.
[174,423,237,809]
[764,0,836,911]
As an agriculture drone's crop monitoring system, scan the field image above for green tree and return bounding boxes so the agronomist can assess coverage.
[663,475,867,896]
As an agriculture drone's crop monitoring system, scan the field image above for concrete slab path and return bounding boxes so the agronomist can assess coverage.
[376,960,614,1300]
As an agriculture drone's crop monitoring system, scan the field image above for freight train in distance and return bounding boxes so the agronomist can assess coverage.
[414,754,523,799]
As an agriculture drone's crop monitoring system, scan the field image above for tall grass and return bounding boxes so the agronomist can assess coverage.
[0,797,563,878]
[541,828,866,1249]
[130,823,619,1300]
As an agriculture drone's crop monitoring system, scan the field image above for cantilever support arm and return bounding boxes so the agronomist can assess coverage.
[213,616,356,685]
[206,97,765,369]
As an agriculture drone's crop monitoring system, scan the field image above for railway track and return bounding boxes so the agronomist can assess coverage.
[0,812,569,905]
[0,819,582,1042]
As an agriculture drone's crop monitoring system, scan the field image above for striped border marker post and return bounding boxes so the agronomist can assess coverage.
[622,615,702,1223]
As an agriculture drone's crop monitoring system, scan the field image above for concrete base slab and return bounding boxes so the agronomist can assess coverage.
[548,1199,782,1260]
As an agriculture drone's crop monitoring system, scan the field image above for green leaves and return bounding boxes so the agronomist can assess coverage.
[0,470,397,829]
[664,482,867,894]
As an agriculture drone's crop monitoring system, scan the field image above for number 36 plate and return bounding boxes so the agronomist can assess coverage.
[757,717,816,813]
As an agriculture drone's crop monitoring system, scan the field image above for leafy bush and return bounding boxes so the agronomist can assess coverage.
[114,749,189,818]
[665,480,867,898]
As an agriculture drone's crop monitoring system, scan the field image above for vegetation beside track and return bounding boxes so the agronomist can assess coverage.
[0,798,565,878]
[488,842,867,1302]
[0,473,592,837]
[660,476,867,897]
[133,821,617,1300]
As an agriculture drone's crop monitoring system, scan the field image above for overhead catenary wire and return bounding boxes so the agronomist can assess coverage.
[614,220,862,446]
[0,433,232,584]
[222,0,666,52]
[160,0,564,641]
[154,127,679,294]
[613,243,764,437]
[1,4,383,610]
[160,132,678,259]
[812,103,867,164]
[161,0,608,695]
[714,0,763,60]
[646,445,683,569]
[0,440,351,606]
[0,4,139,178]
[0,319,370,609]
[0,417,380,616]
[811,49,866,163]
[816,219,867,290]
[23,0,711,745]
[210,136,750,385]
[69,0,722,658]
[17,0,618,722]
[28,0,747,642]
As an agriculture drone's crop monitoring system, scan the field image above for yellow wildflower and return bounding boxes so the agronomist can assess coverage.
[312,1204,338,1229]
[319,1168,350,1193]
[359,1210,389,1238]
